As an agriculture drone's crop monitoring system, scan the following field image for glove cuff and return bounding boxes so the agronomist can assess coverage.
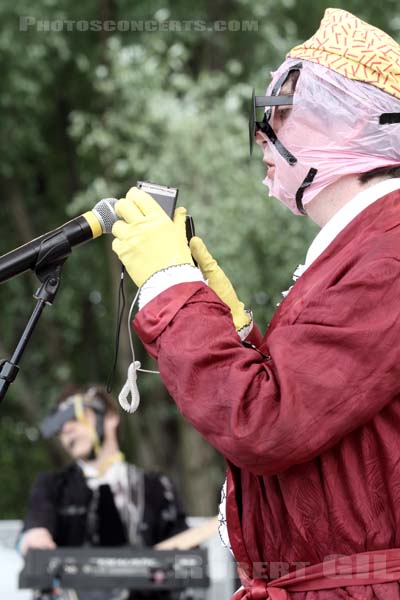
[139,264,205,309]
[235,308,254,341]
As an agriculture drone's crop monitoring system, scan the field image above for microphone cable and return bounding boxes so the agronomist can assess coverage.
[107,261,160,414]
[106,264,127,394]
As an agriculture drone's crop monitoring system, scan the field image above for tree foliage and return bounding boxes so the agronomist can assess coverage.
[0,0,398,517]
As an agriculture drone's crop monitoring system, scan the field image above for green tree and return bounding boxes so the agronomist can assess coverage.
[0,0,397,518]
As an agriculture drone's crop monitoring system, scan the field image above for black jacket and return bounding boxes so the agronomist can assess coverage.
[23,462,187,547]
[22,463,188,599]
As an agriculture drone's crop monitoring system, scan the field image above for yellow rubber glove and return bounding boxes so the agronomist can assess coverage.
[189,236,252,334]
[112,187,194,288]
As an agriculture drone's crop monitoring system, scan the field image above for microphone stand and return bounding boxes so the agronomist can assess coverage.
[0,231,72,403]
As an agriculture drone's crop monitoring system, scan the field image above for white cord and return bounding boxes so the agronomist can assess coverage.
[118,288,160,414]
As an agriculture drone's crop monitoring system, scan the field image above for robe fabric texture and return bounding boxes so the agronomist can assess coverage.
[134,190,400,600]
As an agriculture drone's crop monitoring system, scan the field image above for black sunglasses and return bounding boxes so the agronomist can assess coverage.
[249,89,294,155]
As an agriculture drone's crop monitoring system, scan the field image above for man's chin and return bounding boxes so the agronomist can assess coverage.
[69,444,94,461]
[262,175,274,190]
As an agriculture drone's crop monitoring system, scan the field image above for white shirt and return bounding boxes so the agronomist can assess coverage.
[283,178,400,294]
[305,177,400,270]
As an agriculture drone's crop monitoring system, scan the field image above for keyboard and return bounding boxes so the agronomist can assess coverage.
[19,547,209,591]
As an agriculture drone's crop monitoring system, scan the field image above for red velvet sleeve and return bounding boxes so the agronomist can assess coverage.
[133,258,400,475]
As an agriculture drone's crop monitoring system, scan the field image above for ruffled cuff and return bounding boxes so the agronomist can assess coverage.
[236,309,254,341]
[139,264,206,310]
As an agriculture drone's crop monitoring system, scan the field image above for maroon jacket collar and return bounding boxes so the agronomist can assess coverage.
[267,190,400,336]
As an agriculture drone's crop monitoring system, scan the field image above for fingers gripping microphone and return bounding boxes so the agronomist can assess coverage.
[0,199,118,284]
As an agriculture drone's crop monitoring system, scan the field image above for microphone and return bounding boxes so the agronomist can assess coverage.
[0,198,118,284]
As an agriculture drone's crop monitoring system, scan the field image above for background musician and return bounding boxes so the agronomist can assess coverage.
[20,384,188,599]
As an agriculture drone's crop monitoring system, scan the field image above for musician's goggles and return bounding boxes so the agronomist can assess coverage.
[40,392,106,439]
[249,64,302,161]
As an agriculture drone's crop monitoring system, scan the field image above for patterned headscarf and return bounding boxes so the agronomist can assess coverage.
[289,8,400,99]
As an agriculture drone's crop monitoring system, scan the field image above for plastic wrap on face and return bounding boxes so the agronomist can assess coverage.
[261,58,400,215]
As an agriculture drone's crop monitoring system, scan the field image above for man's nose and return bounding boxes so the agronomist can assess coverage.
[60,419,76,434]
[255,131,268,148]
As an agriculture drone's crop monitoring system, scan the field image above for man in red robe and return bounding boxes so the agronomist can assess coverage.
[112,9,400,599]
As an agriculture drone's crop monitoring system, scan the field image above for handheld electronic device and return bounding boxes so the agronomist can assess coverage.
[185,215,195,242]
[136,181,178,219]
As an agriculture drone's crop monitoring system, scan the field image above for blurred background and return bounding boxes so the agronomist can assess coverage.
[0,0,398,523]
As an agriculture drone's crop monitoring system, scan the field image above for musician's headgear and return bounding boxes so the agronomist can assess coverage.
[40,387,107,455]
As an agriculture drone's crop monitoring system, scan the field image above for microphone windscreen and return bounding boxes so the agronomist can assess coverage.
[92,198,119,234]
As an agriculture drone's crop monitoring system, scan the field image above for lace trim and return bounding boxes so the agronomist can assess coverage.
[138,264,205,309]
[279,263,307,303]
[237,309,254,341]
[217,478,232,553]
